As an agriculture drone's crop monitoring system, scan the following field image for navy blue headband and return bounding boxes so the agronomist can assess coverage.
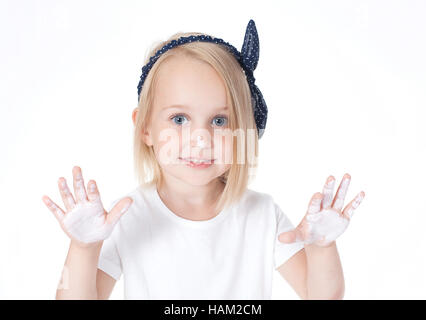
[137,19,267,139]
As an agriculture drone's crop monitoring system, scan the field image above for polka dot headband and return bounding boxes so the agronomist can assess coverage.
[137,19,267,139]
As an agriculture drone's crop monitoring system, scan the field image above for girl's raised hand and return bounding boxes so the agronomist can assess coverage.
[42,166,133,248]
[278,173,365,247]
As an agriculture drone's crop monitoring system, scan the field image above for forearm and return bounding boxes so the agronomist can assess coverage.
[56,240,103,300]
[304,241,345,299]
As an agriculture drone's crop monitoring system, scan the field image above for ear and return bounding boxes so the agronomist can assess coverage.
[143,129,153,147]
[132,107,138,126]
[132,107,153,147]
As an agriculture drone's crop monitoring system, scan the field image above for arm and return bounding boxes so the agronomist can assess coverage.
[277,174,365,300]
[42,166,132,300]
[304,241,344,299]
[276,241,344,300]
[56,240,116,300]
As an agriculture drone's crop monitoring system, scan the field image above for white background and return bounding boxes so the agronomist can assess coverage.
[0,0,425,299]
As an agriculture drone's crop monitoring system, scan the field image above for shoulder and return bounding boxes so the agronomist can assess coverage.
[241,188,274,206]
[237,188,278,217]
[239,188,289,221]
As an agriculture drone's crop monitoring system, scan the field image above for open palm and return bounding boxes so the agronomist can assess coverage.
[278,173,365,247]
[42,166,133,247]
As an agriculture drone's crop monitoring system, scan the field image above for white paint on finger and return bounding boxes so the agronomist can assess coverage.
[75,172,87,202]
[322,179,335,208]
[333,178,350,210]
[308,197,322,214]
[88,181,95,192]
[45,197,64,221]
[346,192,364,218]
[62,185,75,207]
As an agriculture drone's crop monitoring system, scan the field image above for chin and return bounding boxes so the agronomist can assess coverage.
[177,173,220,187]
[165,166,225,187]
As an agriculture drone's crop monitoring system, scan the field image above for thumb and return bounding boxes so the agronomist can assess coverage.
[106,197,133,226]
[278,228,303,244]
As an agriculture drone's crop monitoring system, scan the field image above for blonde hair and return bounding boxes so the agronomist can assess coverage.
[133,31,259,213]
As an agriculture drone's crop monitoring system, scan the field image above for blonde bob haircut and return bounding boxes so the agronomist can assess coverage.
[133,31,260,214]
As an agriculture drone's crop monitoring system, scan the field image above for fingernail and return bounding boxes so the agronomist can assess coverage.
[89,181,96,192]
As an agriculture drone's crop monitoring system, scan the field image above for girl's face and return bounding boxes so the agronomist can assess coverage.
[141,55,233,187]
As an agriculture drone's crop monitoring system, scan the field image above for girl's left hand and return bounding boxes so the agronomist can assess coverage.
[278,173,365,247]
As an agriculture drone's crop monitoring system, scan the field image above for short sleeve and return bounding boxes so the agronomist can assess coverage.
[273,202,304,269]
[97,199,123,281]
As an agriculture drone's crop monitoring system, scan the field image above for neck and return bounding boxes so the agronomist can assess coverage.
[157,173,225,217]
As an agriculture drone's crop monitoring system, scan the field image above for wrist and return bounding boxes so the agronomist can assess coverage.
[70,239,103,251]
[304,240,336,251]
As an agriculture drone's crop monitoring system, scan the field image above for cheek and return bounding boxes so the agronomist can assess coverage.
[212,131,234,165]
[152,127,182,164]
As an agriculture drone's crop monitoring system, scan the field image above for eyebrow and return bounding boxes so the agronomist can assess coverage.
[163,104,228,111]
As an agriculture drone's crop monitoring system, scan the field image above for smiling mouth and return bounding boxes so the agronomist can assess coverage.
[179,157,215,164]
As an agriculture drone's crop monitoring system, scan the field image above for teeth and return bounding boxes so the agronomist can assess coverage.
[186,158,211,164]
[192,159,207,163]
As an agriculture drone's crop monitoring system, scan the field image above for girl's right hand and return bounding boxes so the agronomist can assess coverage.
[42,166,133,248]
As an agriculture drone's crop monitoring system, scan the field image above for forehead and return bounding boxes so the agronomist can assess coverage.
[153,56,228,112]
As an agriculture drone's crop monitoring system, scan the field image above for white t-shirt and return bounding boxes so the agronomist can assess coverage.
[97,184,304,299]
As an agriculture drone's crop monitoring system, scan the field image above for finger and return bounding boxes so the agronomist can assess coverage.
[278,228,304,243]
[106,198,133,226]
[307,192,323,215]
[73,166,88,203]
[42,195,65,222]
[87,180,101,203]
[321,176,335,210]
[343,191,365,219]
[332,173,351,211]
[58,177,76,211]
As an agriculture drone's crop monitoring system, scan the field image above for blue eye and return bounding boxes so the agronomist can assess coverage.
[171,114,188,125]
[213,116,228,127]
[170,114,228,127]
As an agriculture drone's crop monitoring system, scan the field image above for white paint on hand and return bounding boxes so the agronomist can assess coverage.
[305,208,349,246]
[62,200,113,244]
[284,175,364,247]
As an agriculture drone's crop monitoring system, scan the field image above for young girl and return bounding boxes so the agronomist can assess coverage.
[42,19,365,300]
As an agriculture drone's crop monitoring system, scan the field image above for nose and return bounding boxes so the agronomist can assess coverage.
[180,129,215,161]
[189,131,213,152]
[194,135,206,148]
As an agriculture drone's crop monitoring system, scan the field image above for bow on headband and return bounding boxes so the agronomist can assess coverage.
[137,19,268,139]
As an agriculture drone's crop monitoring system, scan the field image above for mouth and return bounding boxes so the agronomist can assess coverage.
[178,157,216,167]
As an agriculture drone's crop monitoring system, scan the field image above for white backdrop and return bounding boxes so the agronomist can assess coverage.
[0,0,425,299]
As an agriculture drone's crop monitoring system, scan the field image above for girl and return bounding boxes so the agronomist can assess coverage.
[42,19,365,300]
